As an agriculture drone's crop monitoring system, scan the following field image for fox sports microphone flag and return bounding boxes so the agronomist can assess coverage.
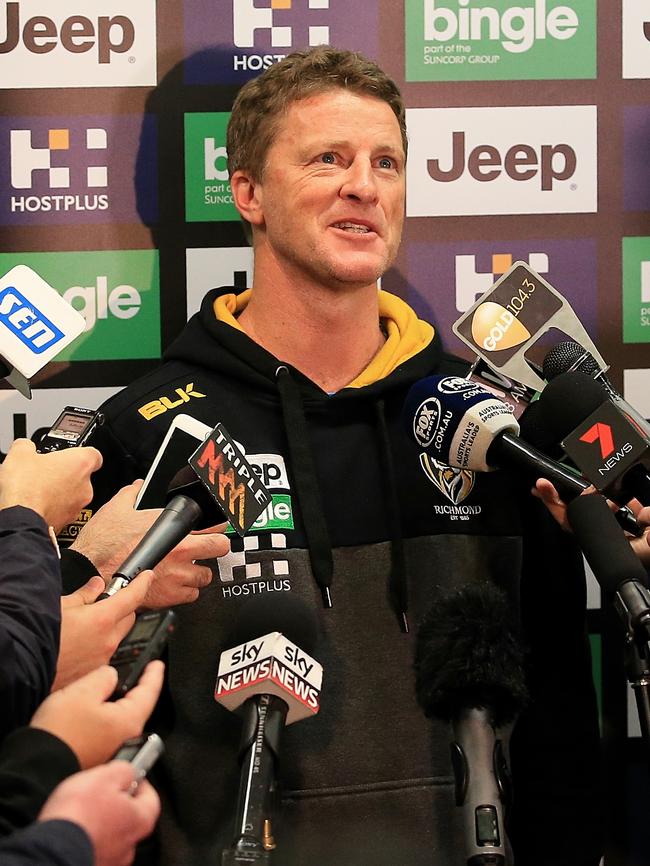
[403,375,520,472]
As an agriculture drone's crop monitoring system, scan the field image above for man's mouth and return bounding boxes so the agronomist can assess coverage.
[331,221,374,234]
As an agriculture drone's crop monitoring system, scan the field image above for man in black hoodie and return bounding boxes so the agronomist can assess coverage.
[84,47,604,866]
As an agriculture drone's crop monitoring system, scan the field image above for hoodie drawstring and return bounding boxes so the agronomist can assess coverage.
[275,366,408,633]
[375,398,409,634]
[275,366,334,608]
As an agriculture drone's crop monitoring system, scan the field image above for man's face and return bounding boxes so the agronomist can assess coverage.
[252,89,406,291]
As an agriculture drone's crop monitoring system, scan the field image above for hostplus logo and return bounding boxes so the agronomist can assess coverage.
[405,0,595,81]
[184,0,378,85]
[184,113,238,222]
[233,0,329,68]
[455,251,548,312]
[10,127,107,215]
[399,238,597,356]
[406,106,597,216]
[0,114,157,226]
[0,1,157,89]
[217,449,293,597]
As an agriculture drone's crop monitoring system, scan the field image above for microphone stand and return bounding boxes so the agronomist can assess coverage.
[614,580,650,768]
[222,694,288,865]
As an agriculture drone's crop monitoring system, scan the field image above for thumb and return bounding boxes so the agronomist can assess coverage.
[99,760,138,790]
[104,569,155,622]
[61,575,106,609]
[115,478,145,507]
[64,664,119,703]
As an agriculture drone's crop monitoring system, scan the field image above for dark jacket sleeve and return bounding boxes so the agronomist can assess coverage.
[0,728,80,837]
[508,494,605,866]
[0,507,62,740]
[0,820,93,866]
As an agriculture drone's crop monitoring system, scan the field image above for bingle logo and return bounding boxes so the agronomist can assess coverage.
[424,0,579,54]
[0,1,156,89]
[205,138,229,183]
[455,252,548,312]
[232,0,329,71]
[10,127,108,214]
[406,105,597,216]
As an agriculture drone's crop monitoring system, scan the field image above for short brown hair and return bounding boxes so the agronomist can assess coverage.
[226,46,407,182]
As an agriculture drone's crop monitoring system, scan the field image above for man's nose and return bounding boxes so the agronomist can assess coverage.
[340,158,379,204]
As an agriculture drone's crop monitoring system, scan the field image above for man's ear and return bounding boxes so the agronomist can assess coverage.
[230,170,264,227]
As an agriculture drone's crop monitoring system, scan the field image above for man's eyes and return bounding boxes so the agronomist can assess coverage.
[314,152,399,169]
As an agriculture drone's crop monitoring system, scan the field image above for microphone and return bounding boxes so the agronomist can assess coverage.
[0,265,85,398]
[543,341,650,437]
[536,371,650,506]
[99,422,274,601]
[567,494,650,744]
[403,374,599,498]
[97,494,203,600]
[215,594,322,864]
[414,581,527,865]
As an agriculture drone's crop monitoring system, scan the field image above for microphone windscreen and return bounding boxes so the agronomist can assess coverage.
[536,371,606,442]
[414,581,527,728]
[403,375,519,471]
[517,400,565,460]
[566,494,648,593]
[227,594,320,658]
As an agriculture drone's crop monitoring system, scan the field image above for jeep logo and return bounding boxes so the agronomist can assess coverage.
[427,131,576,191]
[0,2,135,64]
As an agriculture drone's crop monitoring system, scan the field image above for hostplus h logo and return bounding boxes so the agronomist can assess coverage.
[231,0,330,72]
[184,0,377,84]
[10,127,107,214]
[234,0,329,49]
[455,251,548,312]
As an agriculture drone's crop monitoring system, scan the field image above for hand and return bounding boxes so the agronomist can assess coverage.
[71,480,230,608]
[54,570,154,691]
[625,501,650,565]
[531,477,576,531]
[31,660,164,769]
[533,478,650,565]
[38,761,160,866]
[0,438,102,531]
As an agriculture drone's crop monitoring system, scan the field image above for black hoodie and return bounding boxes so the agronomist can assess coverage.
[87,287,603,866]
